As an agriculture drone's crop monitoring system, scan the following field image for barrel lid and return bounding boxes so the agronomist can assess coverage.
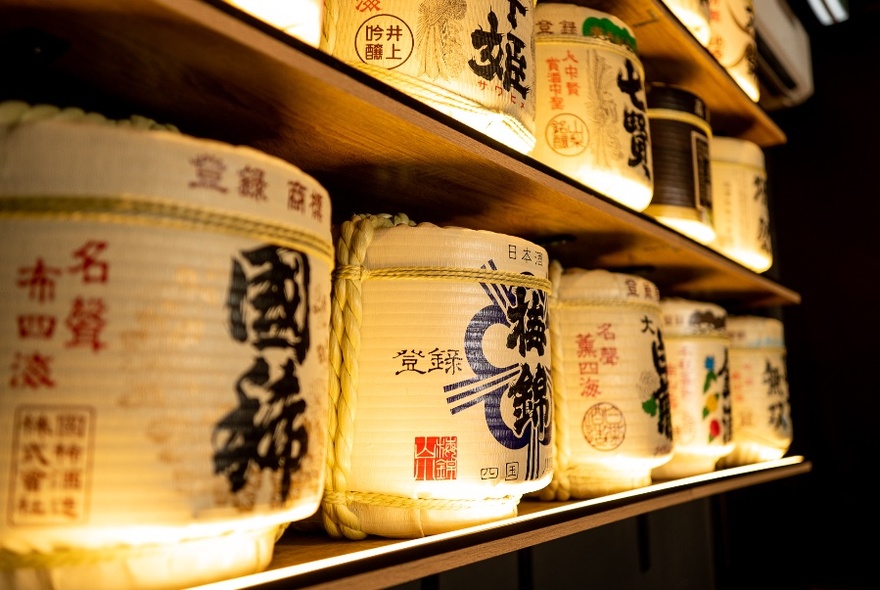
[727,315,785,348]
[712,136,765,168]
[659,297,727,336]
[647,83,710,123]
[557,268,660,306]
[535,3,639,54]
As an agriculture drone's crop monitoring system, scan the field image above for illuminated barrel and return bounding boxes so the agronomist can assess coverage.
[530,3,653,212]
[652,298,734,479]
[0,101,332,588]
[323,214,553,539]
[709,136,773,272]
[708,0,759,101]
[718,315,793,467]
[645,83,716,245]
[320,0,537,155]
[537,265,673,500]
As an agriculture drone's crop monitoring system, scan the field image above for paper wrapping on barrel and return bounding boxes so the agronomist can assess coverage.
[531,3,654,212]
[710,136,773,273]
[328,221,553,538]
[707,0,759,101]
[653,298,734,479]
[0,103,332,589]
[719,315,792,467]
[548,268,673,498]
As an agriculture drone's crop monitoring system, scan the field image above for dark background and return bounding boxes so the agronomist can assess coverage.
[717,2,877,588]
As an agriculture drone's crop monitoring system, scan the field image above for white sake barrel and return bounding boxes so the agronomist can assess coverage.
[0,101,333,589]
[653,298,734,479]
[718,315,793,467]
[322,214,553,539]
[708,0,759,101]
[709,136,773,272]
[537,264,673,500]
[531,3,653,212]
[320,0,537,155]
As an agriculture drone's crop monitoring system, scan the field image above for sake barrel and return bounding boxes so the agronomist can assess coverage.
[709,136,773,273]
[322,214,553,539]
[707,0,759,101]
[320,0,537,155]
[645,83,716,245]
[531,3,653,212]
[652,298,734,479]
[537,264,673,500]
[0,101,333,589]
[718,315,793,467]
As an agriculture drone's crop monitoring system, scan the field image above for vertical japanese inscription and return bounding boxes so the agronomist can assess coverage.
[9,407,95,525]
[444,260,551,481]
[469,0,531,102]
[213,245,312,506]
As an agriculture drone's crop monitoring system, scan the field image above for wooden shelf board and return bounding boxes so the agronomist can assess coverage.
[0,0,797,309]
[187,457,811,590]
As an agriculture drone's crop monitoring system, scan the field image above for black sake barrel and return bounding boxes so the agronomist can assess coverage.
[644,84,715,244]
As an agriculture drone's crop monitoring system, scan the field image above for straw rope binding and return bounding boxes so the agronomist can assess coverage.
[321,213,544,539]
[535,260,571,501]
[0,100,178,131]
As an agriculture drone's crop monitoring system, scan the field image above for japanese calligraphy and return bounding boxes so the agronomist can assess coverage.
[469,1,531,101]
[10,241,110,390]
[617,59,650,179]
[394,348,464,376]
[574,322,620,397]
[10,406,94,525]
[641,324,673,440]
[214,245,312,504]
[445,259,551,481]
[414,436,457,481]
[354,14,414,69]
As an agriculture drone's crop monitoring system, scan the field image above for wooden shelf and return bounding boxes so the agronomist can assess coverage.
[1,4,808,590]
[1,0,798,310]
[186,457,811,590]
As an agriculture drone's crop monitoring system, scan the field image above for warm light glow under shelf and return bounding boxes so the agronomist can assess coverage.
[663,0,712,46]
[187,456,808,590]
[652,213,717,244]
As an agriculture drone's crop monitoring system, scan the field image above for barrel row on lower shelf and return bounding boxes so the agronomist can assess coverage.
[0,99,792,589]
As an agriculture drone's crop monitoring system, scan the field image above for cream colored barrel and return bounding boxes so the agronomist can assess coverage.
[708,0,759,102]
[222,0,325,47]
[653,298,734,479]
[709,136,773,272]
[0,102,332,589]
[531,3,653,212]
[323,215,552,539]
[718,315,792,467]
[320,0,537,155]
[538,265,673,500]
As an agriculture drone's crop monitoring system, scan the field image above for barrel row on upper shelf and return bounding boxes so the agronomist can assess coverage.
[0,97,793,589]
[223,0,777,276]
